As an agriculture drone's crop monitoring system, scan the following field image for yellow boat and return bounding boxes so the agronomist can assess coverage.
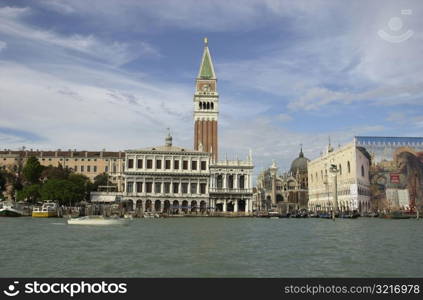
[32,201,58,218]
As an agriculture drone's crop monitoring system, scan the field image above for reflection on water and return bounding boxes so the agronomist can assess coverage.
[0,218,422,277]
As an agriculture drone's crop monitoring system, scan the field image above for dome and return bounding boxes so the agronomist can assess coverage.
[290,148,309,174]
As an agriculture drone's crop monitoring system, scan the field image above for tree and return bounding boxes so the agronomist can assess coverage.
[22,156,44,185]
[92,172,111,191]
[41,164,71,180]
[17,184,41,203]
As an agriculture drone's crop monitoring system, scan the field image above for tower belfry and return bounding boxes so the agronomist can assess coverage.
[194,38,219,160]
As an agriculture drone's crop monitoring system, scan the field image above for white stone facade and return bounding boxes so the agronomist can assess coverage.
[307,141,371,213]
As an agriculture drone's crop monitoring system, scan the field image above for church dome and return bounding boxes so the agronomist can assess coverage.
[290,148,309,174]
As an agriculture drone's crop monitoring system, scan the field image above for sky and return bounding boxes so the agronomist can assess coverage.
[0,0,422,178]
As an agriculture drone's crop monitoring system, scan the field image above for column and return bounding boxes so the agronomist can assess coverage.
[234,174,238,189]
[234,200,238,212]
[197,179,200,194]
[245,199,249,213]
[223,199,227,212]
[223,174,227,189]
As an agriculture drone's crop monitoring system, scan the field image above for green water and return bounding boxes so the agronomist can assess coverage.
[0,217,422,277]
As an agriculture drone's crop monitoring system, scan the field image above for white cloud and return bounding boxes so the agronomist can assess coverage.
[0,6,159,66]
[277,113,293,122]
[0,40,6,51]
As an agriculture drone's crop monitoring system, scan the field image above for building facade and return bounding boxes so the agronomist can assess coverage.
[254,148,309,212]
[92,38,254,215]
[307,141,371,213]
[0,149,124,184]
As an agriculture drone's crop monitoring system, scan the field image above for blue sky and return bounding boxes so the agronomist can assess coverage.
[0,0,422,176]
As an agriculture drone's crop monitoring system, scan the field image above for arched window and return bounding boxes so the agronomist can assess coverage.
[199,102,203,109]
[207,102,210,110]
[361,165,365,177]
[211,102,214,110]
[217,175,223,188]
[347,161,351,173]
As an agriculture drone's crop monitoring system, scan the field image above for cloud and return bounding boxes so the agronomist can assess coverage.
[277,113,293,122]
[0,40,6,51]
[0,6,159,66]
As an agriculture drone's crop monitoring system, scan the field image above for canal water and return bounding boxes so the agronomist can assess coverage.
[0,217,422,277]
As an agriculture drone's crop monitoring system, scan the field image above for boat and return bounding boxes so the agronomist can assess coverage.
[67,215,129,225]
[32,201,58,218]
[380,211,411,219]
[0,202,23,217]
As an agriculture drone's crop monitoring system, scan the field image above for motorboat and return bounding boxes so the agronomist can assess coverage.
[0,202,23,217]
[32,201,58,218]
[67,215,129,225]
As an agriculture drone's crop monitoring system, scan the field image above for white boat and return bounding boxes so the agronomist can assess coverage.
[0,202,23,217]
[32,201,58,218]
[67,215,129,226]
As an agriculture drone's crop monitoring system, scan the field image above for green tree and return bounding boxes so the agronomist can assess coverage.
[17,184,41,203]
[22,156,44,185]
[68,173,92,201]
[92,172,111,191]
[41,164,71,180]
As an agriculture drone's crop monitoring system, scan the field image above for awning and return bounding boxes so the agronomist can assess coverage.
[91,194,117,203]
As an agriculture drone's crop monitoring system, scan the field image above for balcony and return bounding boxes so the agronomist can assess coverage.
[209,188,253,194]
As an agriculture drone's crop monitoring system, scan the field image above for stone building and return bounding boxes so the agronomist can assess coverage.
[307,140,371,213]
[0,149,124,186]
[92,38,254,215]
[254,148,309,212]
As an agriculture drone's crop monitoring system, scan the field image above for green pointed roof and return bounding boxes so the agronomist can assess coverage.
[198,39,216,79]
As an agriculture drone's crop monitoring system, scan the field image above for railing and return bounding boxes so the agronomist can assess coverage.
[209,188,253,194]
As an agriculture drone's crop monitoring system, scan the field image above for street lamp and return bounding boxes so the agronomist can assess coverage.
[329,164,340,220]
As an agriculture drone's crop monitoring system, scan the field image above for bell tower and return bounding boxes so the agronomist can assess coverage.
[194,37,218,160]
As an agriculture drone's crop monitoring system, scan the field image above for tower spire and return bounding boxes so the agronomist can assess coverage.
[193,38,219,160]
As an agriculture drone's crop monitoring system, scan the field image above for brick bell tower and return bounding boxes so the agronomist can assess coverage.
[194,37,218,160]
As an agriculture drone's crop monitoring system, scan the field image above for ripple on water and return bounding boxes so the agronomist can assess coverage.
[0,217,422,277]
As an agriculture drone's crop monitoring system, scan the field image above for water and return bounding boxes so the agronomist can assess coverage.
[0,217,422,277]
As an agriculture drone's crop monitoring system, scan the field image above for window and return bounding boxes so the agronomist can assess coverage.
[239,175,245,189]
[113,165,116,173]
[87,166,91,172]
[156,160,162,169]
[81,166,84,172]
[347,161,351,173]
[339,164,342,175]
[126,182,133,193]
[201,161,207,170]
[182,160,188,170]
[228,175,234,189]
[155,182,161,193]
[191,183,197,194]
[146,159,153,169]
[146,182,152,193]
[361,165,365,177]
[174,160,180,170]
[128,159,134,168]
[93,166,97,172]
[182,183,188,194]
[191,160,197,170]
[88,159,91,161]
[164,182,170,194]
[165,160,171,169]
[137,159,143,169]
[136,182,143,193]
[105,166,109,172]
[173,183,179,193]
[74,166,77,171]
[200,183,207,194]
[217,175,223,188]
